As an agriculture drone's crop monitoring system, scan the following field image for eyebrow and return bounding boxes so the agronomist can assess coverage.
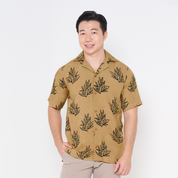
[79,28,98,33]
[91,28,98,31]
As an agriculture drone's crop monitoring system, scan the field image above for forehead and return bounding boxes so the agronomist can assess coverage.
[78,20,101,31]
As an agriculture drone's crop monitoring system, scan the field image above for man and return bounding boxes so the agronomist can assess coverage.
[48,11,142,178]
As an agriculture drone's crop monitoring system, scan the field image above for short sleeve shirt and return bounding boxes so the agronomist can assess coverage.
[48,49,142,164]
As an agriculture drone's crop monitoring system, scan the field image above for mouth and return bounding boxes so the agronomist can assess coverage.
[85,44,94,48]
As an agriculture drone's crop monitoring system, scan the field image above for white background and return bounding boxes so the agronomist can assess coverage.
[0,0,178,178]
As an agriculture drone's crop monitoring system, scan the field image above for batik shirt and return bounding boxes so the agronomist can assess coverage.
[48,49,142,164]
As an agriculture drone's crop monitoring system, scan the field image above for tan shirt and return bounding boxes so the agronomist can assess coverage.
[48,49,142,164]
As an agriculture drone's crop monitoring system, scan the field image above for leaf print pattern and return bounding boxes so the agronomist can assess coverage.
[61,65,65,71]
[68,101,80,116]
[95,110,109,127]
[67,91,70,99]
[120,94,129,110]
[53,101,65,110]
[107,57,116,63]
[66,67,80,84]
[93,77,110,94]
[79,80,93,97]
[75,53,84,65]
[65,117,71,132]
[77,145,94,159]
[80,113,94,132]
[72,131,80,148]
[119,120,123,132]
[95,141,111,157]
[51,79,57,95]
[95,63,104,74]
[110,67,126,83]
[128,75,137,92]
[59,77,67,89]
[66,149,71,155]
[110,128,123,144]
[109,97,119,114]
[48,50,142,164]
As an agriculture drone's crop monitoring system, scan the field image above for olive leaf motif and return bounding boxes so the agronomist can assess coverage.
[95,110,109,127]
[128,75,137,92]
[115,158,119,164]
[79,80,93,97]
[95,63,104,74]
[53,101,65,110]
[120,94,129,110]
[61,65,65,71]
[72,131,80,148]
[77,145,94,159]
[68,101,80,116]
[74,53,84,65]
[59,77,67,89]
[51,79,57,95]
[66,149,71,155]
[93,77,110,94]
[65,117,71,132]
[107,57,116,63]
[80,113,94,132]
[119,120,123,132]
[110,67,126,83]
[110,128,123,144]
[109,97,119,114]
[67,91,70,99]
[66,67,80,84]
[95,141,111,157]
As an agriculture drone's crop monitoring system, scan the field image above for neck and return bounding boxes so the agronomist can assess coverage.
[84,49,105,65]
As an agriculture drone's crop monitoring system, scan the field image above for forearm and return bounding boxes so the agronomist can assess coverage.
[48,105,63,146]
[123,107,138,157]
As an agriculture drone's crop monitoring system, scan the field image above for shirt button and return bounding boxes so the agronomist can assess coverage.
[94,110,97,113]
[94,92,97,95]
[94,75,97,77]
[95,128,97,131]
[95,146,97,148]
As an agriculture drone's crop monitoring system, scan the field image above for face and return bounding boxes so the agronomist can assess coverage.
[78,20,107,56]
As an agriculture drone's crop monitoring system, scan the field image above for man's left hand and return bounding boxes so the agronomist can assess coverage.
[114,154,131,176]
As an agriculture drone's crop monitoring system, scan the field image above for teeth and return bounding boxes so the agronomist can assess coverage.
[86,45,93,47]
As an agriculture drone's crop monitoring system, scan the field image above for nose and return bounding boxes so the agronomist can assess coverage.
[85,33,92,42]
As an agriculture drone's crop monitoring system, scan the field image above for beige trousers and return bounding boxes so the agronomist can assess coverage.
[60,151,120,178]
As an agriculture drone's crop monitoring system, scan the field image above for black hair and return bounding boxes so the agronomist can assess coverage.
[76,11,107,35]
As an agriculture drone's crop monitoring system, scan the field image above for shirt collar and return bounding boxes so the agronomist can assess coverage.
[74,49,117,74]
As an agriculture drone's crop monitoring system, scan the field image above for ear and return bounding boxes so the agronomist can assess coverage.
[103,31,108,41]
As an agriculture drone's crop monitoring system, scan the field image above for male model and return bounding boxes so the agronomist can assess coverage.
[48,11,142,178]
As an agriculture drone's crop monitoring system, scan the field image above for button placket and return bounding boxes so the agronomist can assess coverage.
[93,72,98,157]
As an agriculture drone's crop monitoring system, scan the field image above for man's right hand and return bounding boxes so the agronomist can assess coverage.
[56,142,73,157]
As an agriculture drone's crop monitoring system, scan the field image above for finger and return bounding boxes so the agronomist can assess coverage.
[122,169,127,175]
[125,170,129,175]
[65,142,73,148]
[123,168,130,175]
[114,163,120,172]
[126,169,130,175]
[117,166,124,175]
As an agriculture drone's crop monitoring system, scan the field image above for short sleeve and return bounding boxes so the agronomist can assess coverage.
[48,67,68,110]
[120,67,142,112]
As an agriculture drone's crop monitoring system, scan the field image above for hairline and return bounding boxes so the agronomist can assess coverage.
[78,20,105,34]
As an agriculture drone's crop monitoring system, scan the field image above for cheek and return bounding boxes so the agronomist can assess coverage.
[96,38,103,46]
[79,37,84,44]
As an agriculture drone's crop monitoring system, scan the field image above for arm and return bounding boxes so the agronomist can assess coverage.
[114,107,138,176]
[48,105,72,157]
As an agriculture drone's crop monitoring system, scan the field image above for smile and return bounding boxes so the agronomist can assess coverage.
[85,44,94,48]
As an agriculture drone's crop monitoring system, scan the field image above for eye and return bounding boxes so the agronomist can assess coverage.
[80,33,85,35]
[92,32,97,34]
